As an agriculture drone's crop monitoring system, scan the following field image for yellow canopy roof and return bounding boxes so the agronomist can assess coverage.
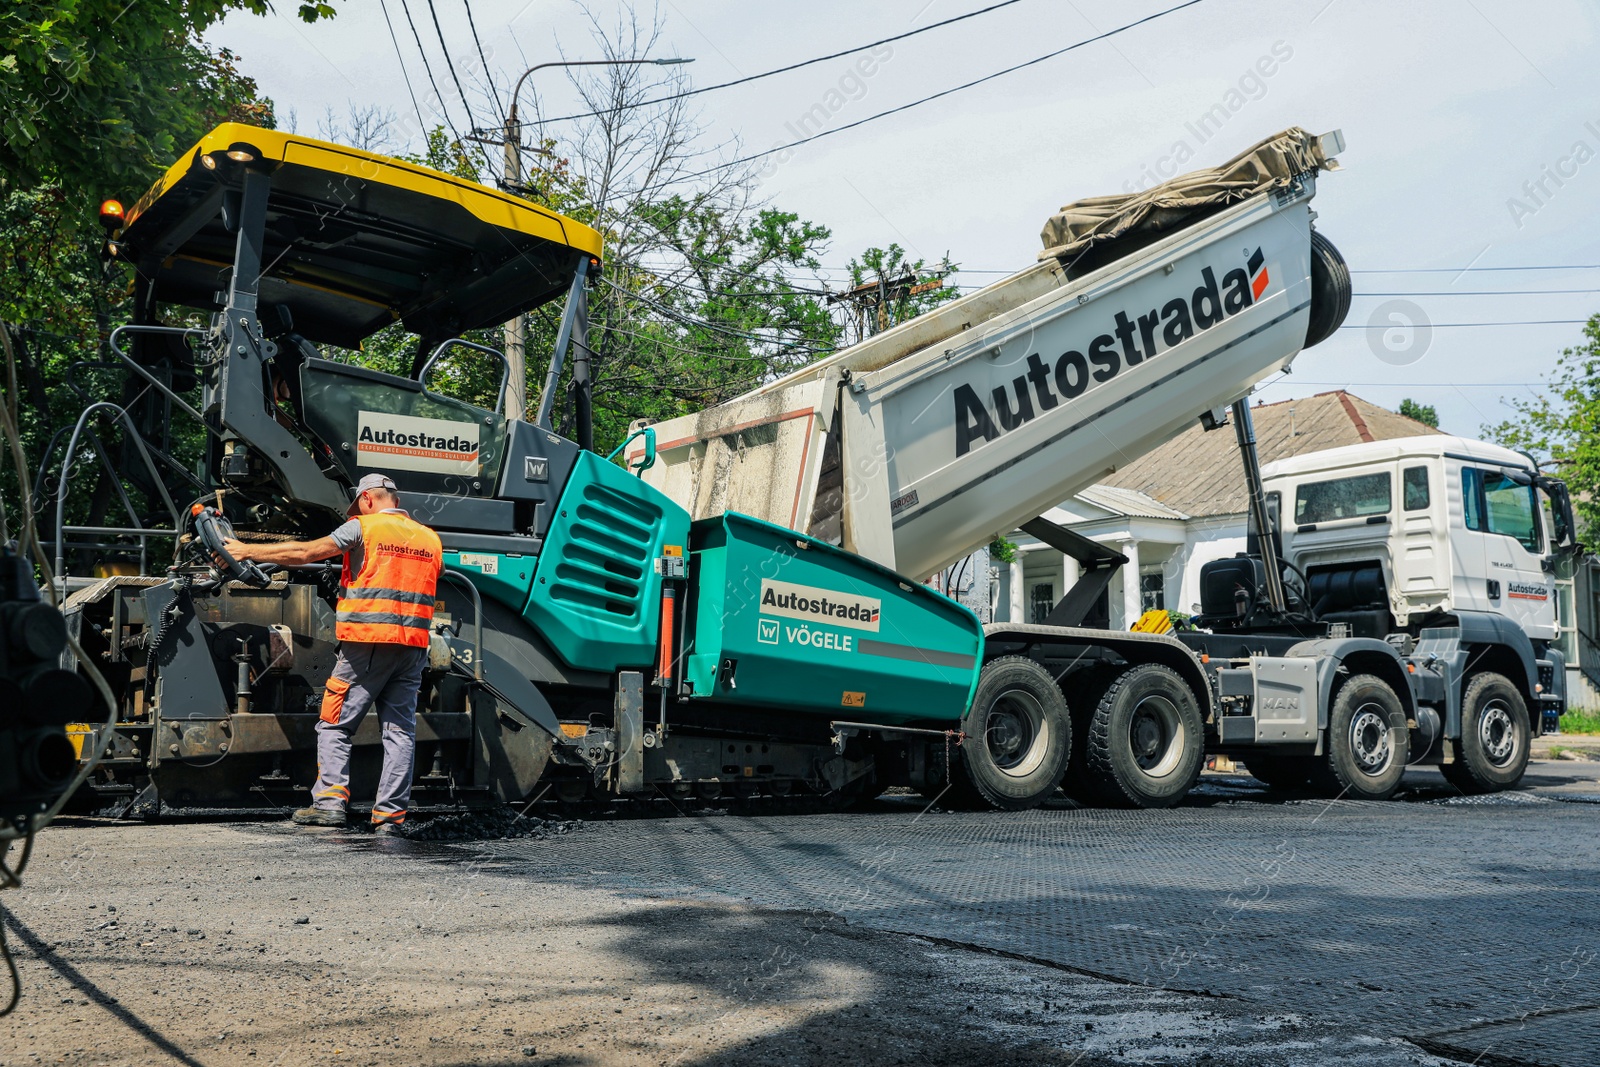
[117,123,603,347]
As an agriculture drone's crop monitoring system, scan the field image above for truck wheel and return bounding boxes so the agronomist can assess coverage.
[1086,664,1204,808]
[957,656,1071,811]
[1313,674,1409,800]
[1246,755,1316,792]
[1445,673,1531,793]
[1303,229,1351,349]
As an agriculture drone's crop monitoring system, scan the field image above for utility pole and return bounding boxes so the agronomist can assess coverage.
[494,56,693,422]
[502,124,527,421]
[826,272,943,347]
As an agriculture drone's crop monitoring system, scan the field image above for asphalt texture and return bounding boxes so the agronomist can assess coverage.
[2,758,1597,1066]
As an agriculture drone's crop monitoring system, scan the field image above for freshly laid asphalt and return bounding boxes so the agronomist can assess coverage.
[3,758,1597,1065]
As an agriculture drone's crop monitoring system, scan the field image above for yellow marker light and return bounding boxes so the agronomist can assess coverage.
[98,198,125,230]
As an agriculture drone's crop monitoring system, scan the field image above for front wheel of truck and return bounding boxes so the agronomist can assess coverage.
[1443,672,1531,794]
[1313,674,1409,801]
[956,657,1071,811]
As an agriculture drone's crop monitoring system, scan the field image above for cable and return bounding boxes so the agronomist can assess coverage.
[604,277,832,353]
[1338,320,1589,328]
[1351,264,1600,274]
[537,0,1029,126]
[1354,288,1600,296]
[0,824,34,889]
[425,0,480,131]
[397,0,467,147]
[379,0,429,138]
[461,0,506,126]
[672,0,1207,183]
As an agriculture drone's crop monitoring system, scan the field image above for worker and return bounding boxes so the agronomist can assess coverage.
[219,473,443,835]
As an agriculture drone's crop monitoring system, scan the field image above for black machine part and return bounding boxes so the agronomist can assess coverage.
[189,505,273,587]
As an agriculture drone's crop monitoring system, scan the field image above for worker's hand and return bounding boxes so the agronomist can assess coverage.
[219,537,251,562]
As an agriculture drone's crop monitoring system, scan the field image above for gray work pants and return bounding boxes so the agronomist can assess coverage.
[311,641,426,823]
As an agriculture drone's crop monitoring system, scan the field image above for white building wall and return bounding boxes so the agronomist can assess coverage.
[1172,518,1248,616]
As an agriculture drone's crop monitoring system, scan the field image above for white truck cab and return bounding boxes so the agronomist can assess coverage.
[1261,436,1570,642]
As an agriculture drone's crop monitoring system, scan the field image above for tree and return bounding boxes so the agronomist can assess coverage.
[474,6,846,450]
[1483,314,1600,542]
[1398,398,1438,428]
[1,2,336,199]
[1,1,337,566]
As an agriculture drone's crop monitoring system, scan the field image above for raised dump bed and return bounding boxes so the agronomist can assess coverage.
[637,128,1350,581]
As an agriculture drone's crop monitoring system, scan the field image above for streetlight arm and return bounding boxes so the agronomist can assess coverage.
[507,57,693,126]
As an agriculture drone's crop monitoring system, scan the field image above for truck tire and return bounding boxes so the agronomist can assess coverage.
[956,656,1071,811]
[1303,229,1351,349]
[1086,664,1204,809]
[1246,755,1316,792]
[1312,674,1409,800]
[1444,672,1531,793]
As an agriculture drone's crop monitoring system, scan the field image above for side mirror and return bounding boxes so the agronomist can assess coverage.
[1538,476,1578,553]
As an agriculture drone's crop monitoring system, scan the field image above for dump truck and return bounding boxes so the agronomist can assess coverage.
[52,122,1572,817]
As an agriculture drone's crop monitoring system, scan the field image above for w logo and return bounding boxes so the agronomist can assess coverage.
[757,619,780,645]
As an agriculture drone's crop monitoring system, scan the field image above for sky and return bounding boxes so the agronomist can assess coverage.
[210,0,1600,439]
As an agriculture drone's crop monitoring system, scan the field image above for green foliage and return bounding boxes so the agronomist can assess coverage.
[1558,708,1600,735]
[0,2,337,199]
[839,243,959,344]
[0,1,310,565]
[398,126,481,183]
[1483,314,1600,543]
[1398,397,1438,428]
[988,537,1018,564]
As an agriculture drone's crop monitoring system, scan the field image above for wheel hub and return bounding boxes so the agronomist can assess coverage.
[1350,704,1392,773]
[1129,695,1184,778]
[984,690,1048,778]
[1480,702,1517,765]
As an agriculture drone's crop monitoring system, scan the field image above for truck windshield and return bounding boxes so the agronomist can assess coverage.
[1294,472,1391,524]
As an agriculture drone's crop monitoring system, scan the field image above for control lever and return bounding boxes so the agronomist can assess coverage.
[189,504,272,588]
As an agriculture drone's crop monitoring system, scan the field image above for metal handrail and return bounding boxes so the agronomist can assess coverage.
[52,402,182,585]
[438,570,486,682]
[106,325,208,426]
[416,338,510,416]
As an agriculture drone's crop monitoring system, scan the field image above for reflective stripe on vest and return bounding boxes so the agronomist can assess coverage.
[336,511,443,647]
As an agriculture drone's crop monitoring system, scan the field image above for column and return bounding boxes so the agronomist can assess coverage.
[1009,557,1025,623]
[1062,553,1081,599]
[1121,538,1141,629]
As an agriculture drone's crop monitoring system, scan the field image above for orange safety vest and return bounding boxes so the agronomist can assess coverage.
[336,512,443,646]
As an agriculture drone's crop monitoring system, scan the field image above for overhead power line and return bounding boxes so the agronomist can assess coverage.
[604,277,830,354]
[673,0,1207,183]
[536,0,1028,127]
[1339,319,1589,328]
[425,0,479,127]
[461,0,506,127]
[1351,264,1600,273]
[1353,288,1600,296]
[396,0,466,146]
[378,0,429,137]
